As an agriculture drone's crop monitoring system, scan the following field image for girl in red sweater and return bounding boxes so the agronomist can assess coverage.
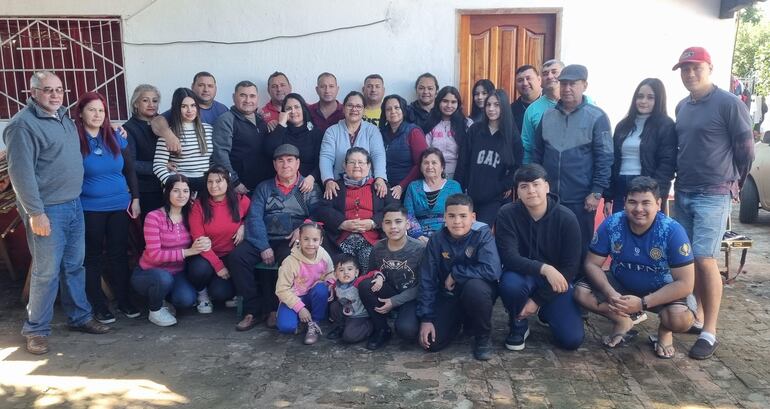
[188,165,250,313]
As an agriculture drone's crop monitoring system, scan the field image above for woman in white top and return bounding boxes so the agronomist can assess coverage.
[424,86,472,180]
[153,87,214,195]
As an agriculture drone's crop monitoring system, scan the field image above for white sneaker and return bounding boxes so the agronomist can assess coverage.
[149,307,177,327]
[163,300,177,317]
[197,289,213,314]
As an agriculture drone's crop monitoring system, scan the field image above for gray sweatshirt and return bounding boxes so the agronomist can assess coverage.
[3,98,84,216]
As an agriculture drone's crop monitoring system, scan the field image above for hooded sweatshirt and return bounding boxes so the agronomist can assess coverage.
[495,193,582,305]
[456,122,517,204]
[275,245,335,313]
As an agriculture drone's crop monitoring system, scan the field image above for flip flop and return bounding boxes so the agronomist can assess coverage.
[602,329,639,348]
[649,335,674,359]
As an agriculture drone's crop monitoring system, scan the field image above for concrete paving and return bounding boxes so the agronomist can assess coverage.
[1,208,770,408]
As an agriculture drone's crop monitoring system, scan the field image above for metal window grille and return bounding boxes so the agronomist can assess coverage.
[0,17,127,121]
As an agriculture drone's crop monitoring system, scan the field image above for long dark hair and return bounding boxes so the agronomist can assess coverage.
[426,86,468,147]
[162,174,192,229]
[470,79,495,122]
[483,89,515,167]
[281,92,312,129]
[198,164,241,224]
[74,91,120,157]
[615,78,669,138]
[169,87,207,155]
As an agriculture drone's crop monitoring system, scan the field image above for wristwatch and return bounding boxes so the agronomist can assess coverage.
[641,296,648,311]
[592,192,602,200]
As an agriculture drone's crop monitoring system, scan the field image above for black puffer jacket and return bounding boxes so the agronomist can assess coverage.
[607,115,676,200]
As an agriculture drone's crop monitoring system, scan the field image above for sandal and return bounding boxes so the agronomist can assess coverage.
[648,335,675,359]
[602,329,638,348]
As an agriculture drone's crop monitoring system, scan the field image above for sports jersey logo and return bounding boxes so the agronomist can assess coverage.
[649,247,663,260]
[442,251,450,259]
[679,243,691,257]
[591,232,599,246]
[465,246,476,258]
[381,259,414,275]
[612,242,623,253]
[634,247,641,256]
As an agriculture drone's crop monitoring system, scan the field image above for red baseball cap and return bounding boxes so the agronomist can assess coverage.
[672,47,712,70]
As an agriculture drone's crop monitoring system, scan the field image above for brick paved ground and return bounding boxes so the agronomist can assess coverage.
[1,208,769,408]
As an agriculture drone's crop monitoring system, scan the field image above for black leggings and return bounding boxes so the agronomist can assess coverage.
[84,209,131,313]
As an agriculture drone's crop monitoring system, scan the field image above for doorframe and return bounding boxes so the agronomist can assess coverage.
[456,8,563,114]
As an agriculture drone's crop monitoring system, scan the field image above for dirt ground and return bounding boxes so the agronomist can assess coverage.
[1,207,770,408]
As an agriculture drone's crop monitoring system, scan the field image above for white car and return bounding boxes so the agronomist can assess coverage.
[740,116,770,223]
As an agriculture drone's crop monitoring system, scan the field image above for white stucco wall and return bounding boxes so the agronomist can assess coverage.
[0,0,738,138]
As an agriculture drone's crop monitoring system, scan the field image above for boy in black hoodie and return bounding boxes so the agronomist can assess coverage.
[417,193,502,361]
[496,164,584,351]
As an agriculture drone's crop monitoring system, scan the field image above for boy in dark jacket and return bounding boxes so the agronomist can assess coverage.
[417,194,502,361]
[496,164,584,351]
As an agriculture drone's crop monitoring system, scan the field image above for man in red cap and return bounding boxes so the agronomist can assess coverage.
[672,46,754,359]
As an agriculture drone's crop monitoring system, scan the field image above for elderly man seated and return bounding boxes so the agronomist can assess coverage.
[228,144,321,331]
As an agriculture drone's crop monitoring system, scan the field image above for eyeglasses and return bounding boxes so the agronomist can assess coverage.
[32,87,65,95]
[344,104,364,111]
[345,160,368,166]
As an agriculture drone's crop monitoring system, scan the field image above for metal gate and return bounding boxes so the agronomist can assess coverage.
[0,17,127,121]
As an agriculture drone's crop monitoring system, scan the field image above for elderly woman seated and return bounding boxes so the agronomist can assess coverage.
[316,147,397,269]
[403,147,462,242]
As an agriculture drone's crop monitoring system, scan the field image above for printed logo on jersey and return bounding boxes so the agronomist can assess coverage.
[612,241,623,253]
[465,246,476,258]
[591,232,599,246]
[679,243,691,257]
[442,251,450,259]
[649,247,663,261]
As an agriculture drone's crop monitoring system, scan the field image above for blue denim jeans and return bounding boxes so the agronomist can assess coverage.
[20,199,92,336]
[131,266,198,311]
[674,191,731,258]
[499,271,584,350]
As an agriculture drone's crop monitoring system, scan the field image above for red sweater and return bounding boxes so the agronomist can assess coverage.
[189,194,250,272]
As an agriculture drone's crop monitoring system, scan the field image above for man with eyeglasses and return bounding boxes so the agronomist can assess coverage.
[4,70,111,355]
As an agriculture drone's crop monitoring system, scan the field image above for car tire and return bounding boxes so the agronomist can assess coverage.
[739,177,759,224]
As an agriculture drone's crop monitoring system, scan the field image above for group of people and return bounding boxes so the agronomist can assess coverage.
[3,46,753,363]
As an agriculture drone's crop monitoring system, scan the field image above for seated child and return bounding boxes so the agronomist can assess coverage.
[417,193,502,361]
[359,204,425,350]
[275,220,334,345]
[327,254,373,344]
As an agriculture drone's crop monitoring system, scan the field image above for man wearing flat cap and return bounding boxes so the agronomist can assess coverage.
[228,143,322,332]
[671,46,753,360]
[532,64,613,271]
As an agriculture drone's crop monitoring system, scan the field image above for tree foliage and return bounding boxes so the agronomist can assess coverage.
[733,6,770,95]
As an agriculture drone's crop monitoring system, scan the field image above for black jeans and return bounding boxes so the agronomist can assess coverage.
[229,239,291,316]
[185,255,235,301]
[426,278,497,352]
[358,278,419,341]
[84,209,131,313]
[563,201,596,280]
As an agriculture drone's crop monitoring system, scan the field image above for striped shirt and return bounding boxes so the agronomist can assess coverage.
[138,209,191,274]
[153,122,214,183]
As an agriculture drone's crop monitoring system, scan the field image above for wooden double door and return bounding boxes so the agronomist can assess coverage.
[459,13,557,116]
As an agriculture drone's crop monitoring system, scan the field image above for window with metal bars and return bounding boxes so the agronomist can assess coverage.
[0,17,127,121]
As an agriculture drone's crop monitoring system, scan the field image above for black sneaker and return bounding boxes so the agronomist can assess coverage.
[326,326,343,340]
[473,335,493,361]
[366,328,392,350]
[689,338,719,360]
[117,304,141,319]
[505,322,530,351]
[94,310,116,324]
